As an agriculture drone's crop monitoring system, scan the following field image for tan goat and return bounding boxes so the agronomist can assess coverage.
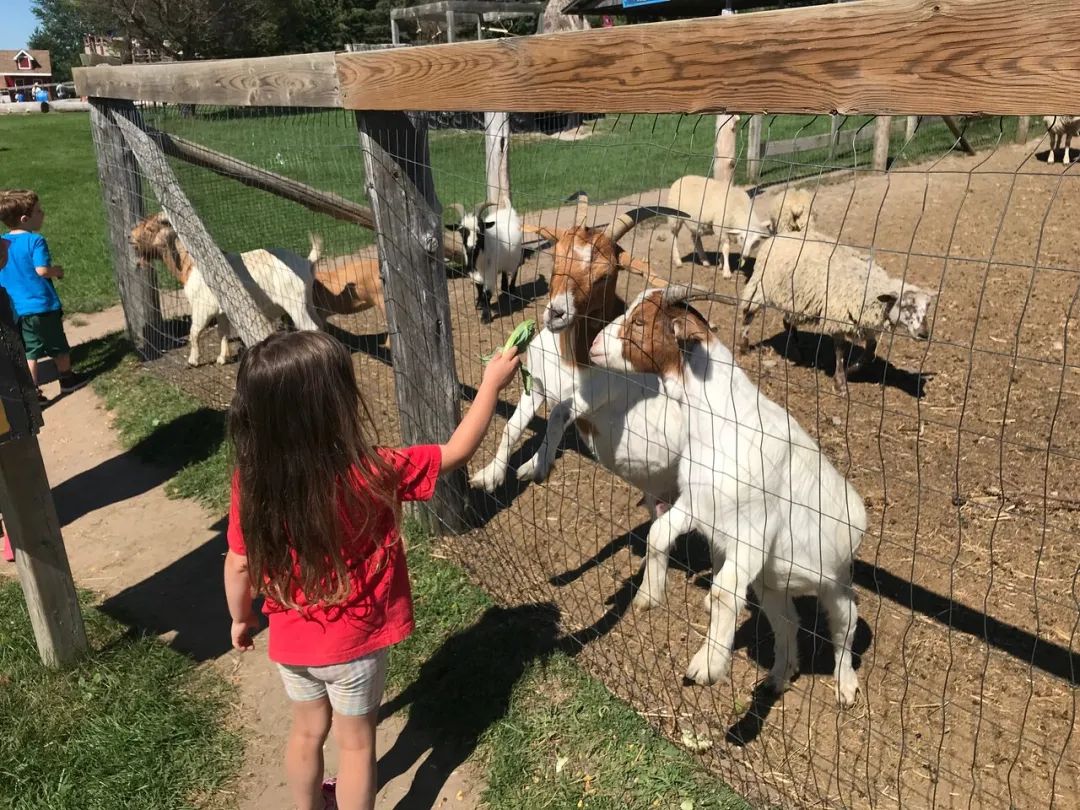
[310,240,388,345]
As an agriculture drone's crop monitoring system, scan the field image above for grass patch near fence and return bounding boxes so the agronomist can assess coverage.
[0,114,117,314]
[0,581,239,810]
[76,332,748,809]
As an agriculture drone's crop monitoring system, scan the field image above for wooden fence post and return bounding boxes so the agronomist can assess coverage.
[1016,115,1030,143]
[88,99,163,359]
[873,114,892,171]
[828,114,840,159]
[356,110,470,534]
[110,112,275,350]
[746,114,764,183]
[484,111,511,207]
[0,288,86,668]
[713,113,738,185]
[906,115,919,140]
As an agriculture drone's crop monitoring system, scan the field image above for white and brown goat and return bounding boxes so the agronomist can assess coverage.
[589,285,866,705]
[130,212,321,366]
[310,242,389,345]
[469,193,685,515]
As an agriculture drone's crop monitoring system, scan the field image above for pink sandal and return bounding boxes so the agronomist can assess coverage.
[2,521,13,563]
[321,778,338,810]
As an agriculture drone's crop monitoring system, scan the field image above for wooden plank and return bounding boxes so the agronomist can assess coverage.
[746,114,763,182]
[484,111,511,207]
[89,100,164,360]
[0,434,87,667]
[74,52,341,108]
[337,0,1080,114]
[147,129,463,261]
[713,113,737,183]
[111,113,275,349]
[356,111,470,534]
[873,114,892,170]
[1016,114,1030,143]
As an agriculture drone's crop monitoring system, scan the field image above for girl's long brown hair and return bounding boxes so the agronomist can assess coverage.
[228,330,398,609]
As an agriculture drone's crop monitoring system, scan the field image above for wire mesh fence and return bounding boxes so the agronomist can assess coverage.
[88,101,1080,809]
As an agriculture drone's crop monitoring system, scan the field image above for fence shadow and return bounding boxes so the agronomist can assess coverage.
[377,602,561,809]
[97,518,243,662]
[51,407,226,527]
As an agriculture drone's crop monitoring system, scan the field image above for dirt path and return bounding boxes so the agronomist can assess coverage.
[18,306,482,810]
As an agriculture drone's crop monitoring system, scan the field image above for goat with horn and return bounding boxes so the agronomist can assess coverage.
[445,200,524,324]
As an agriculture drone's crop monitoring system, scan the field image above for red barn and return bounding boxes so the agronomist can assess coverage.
[0,49,53,100]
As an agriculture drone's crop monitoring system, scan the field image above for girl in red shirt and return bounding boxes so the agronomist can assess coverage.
[224,330,521,810]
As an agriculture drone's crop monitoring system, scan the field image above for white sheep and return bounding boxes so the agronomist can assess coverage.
[130,212,321,366]
[1043,116,1080,164]
[738,231,935,392]
[446,201,524,323]
[590,285,867,706]
[663,175,773,277]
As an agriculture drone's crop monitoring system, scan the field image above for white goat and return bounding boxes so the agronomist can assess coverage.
[446,201,524,323]
[1043,116,1080,164]
[470,195,684,515]
[663,176,774,277]
[590,285,866,706]
[738,231,935,392]
[131,212,321,366]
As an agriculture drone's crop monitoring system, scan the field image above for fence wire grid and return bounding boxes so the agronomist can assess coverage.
[89,103,1080,810]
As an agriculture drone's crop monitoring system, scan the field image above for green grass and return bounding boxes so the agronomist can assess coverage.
[0,581,239,810]
[0,114,117,313]
[75,333,748,809]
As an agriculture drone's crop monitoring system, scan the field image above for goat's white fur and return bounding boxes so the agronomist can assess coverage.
[470,328,683,513]
[591,289,867,706]
[456,204,525,317]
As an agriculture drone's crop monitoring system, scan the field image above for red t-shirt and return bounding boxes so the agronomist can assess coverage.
[227,444,441,666]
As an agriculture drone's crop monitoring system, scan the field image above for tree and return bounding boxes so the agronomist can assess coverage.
[29,0,92,82]
[540,0,589,34]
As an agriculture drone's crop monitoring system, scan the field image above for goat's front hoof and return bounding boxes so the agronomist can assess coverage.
[215,355,230,366]
[767,663,799,694]
[470,464,505,493]
[480,312,494,325]
[187,355,200,368]
[632,587,665,612]
[721,269,734,280]
[685,645,729,686]
[515,457,547,483]
[835,670,859,708]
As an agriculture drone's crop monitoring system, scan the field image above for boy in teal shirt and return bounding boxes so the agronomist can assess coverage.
[0,189,86,401]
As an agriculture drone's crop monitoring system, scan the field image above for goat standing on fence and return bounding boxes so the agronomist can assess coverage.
[590,285,865,705]
[470,193,687,517]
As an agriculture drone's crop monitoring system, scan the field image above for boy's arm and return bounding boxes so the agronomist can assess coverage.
[35,264,63,280]
[440,348,521,472]
[31,236,62,279]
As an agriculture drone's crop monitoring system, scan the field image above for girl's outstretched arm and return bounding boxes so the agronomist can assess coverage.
[440,348,521,472]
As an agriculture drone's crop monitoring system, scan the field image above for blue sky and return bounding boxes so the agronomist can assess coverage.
[4,1,40,50]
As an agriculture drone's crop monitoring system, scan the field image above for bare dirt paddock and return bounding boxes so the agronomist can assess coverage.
[152,140,1079,809]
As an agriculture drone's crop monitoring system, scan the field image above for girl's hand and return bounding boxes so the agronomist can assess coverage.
[231,615,259,651]
[482,348,522,391]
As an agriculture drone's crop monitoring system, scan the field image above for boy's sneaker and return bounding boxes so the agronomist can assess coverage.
[58,372,88,395]
[36,388,48,404]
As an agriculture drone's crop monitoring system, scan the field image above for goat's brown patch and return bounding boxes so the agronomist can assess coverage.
[619,292,714,377]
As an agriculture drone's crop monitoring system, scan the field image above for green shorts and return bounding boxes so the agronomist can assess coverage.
[19,310,70,361]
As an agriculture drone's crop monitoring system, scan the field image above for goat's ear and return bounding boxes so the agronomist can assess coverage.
[877,292,898,307]
[527,226,562,245]
[617,249,667,286]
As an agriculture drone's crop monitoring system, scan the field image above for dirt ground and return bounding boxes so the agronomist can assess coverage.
[148,137,1078,810]
[16,308,482,810]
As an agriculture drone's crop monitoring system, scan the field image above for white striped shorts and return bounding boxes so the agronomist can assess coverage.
[276,648,389,716]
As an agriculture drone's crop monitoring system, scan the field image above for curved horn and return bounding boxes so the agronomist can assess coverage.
[475,200,498,220]
[660,284,735,307]
[448,203,466,221]
[608,205,692,243]
[574,193,589,224]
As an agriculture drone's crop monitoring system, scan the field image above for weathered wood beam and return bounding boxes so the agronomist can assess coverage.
[337,0,1080,115]
[75,52,341,107]
[89,99,164,359]
[356,111,470,534]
